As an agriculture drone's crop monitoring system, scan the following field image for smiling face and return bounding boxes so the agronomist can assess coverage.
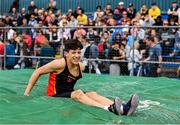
[66,49,81,65]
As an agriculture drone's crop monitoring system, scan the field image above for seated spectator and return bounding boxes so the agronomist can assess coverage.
[170,27,180,56]
[28,1,38,15]
[73,25,86,39]
[142,15,155,27]
[148,2,161,20]
[18,18,31,35]
[154,16,163,26]
[130,22,145,41]
[47,0,57,13]
[77,8,88,26]
[69,15,78,37]
[67,9,73,21]
[159,20,175,55]
[113,8,121,21]
[39,42,55,66]
[28,14,38,39]
[34,30,47,55]
[121,11,131,25]
[58,18,71,40]
[17,8,29,26]
[9,0,19,13]
[131,12,144,26]
[139,5,148,20]
[93,5,104,22]
[118,2,126,15]
[104,3,113,18]
[167,1,179,23]
[127,3,136,19]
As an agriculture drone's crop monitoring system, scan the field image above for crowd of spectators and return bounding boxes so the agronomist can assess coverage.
[0,0,179,77]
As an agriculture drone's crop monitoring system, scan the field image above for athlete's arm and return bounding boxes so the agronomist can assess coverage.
[79,62,85,72]
[24,58,65,96]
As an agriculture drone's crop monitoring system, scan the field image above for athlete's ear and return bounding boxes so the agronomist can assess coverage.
[64,51,68,56]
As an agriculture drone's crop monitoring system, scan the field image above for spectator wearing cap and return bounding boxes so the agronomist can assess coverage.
[127,3,136,19]
[118,2,126,15]
[167,1,179,23]
[148,2,161,20]
[77,8,88,26]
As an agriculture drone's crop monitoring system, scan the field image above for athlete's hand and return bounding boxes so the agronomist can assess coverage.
[24,92,29,96]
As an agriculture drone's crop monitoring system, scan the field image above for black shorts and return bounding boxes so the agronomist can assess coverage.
[53,91,72,98]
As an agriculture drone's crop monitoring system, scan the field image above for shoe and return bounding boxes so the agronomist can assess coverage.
[14,64,20,69]
[122,94,139,116]
[108,97,123,115]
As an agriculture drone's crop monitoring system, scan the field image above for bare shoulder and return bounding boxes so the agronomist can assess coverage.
[79,62,85,71]
[50,58,66,69]
[37,58,66,74]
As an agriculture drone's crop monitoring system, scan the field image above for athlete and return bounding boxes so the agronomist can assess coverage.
[24,39,139,116]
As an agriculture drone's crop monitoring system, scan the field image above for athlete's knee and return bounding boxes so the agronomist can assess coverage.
[71,89,85,100]
[86,91,97,97]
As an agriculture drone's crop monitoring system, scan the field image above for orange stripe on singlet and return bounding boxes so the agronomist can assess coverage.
[46,73,56,96]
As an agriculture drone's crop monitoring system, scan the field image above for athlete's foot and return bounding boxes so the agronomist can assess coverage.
[108,97,123,115]
[122,94,139,116]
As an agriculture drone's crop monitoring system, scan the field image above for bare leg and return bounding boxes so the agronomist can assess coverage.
[86,91,113,106]
[71,89,105,108]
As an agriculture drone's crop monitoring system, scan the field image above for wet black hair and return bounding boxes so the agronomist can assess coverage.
[64,39,83,52]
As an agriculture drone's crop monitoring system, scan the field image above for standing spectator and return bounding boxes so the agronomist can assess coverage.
[108,42,125,75]
[148,3,161,20]
[128,41,143,76]
[143,36,162,77]
[0,40,4,69]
